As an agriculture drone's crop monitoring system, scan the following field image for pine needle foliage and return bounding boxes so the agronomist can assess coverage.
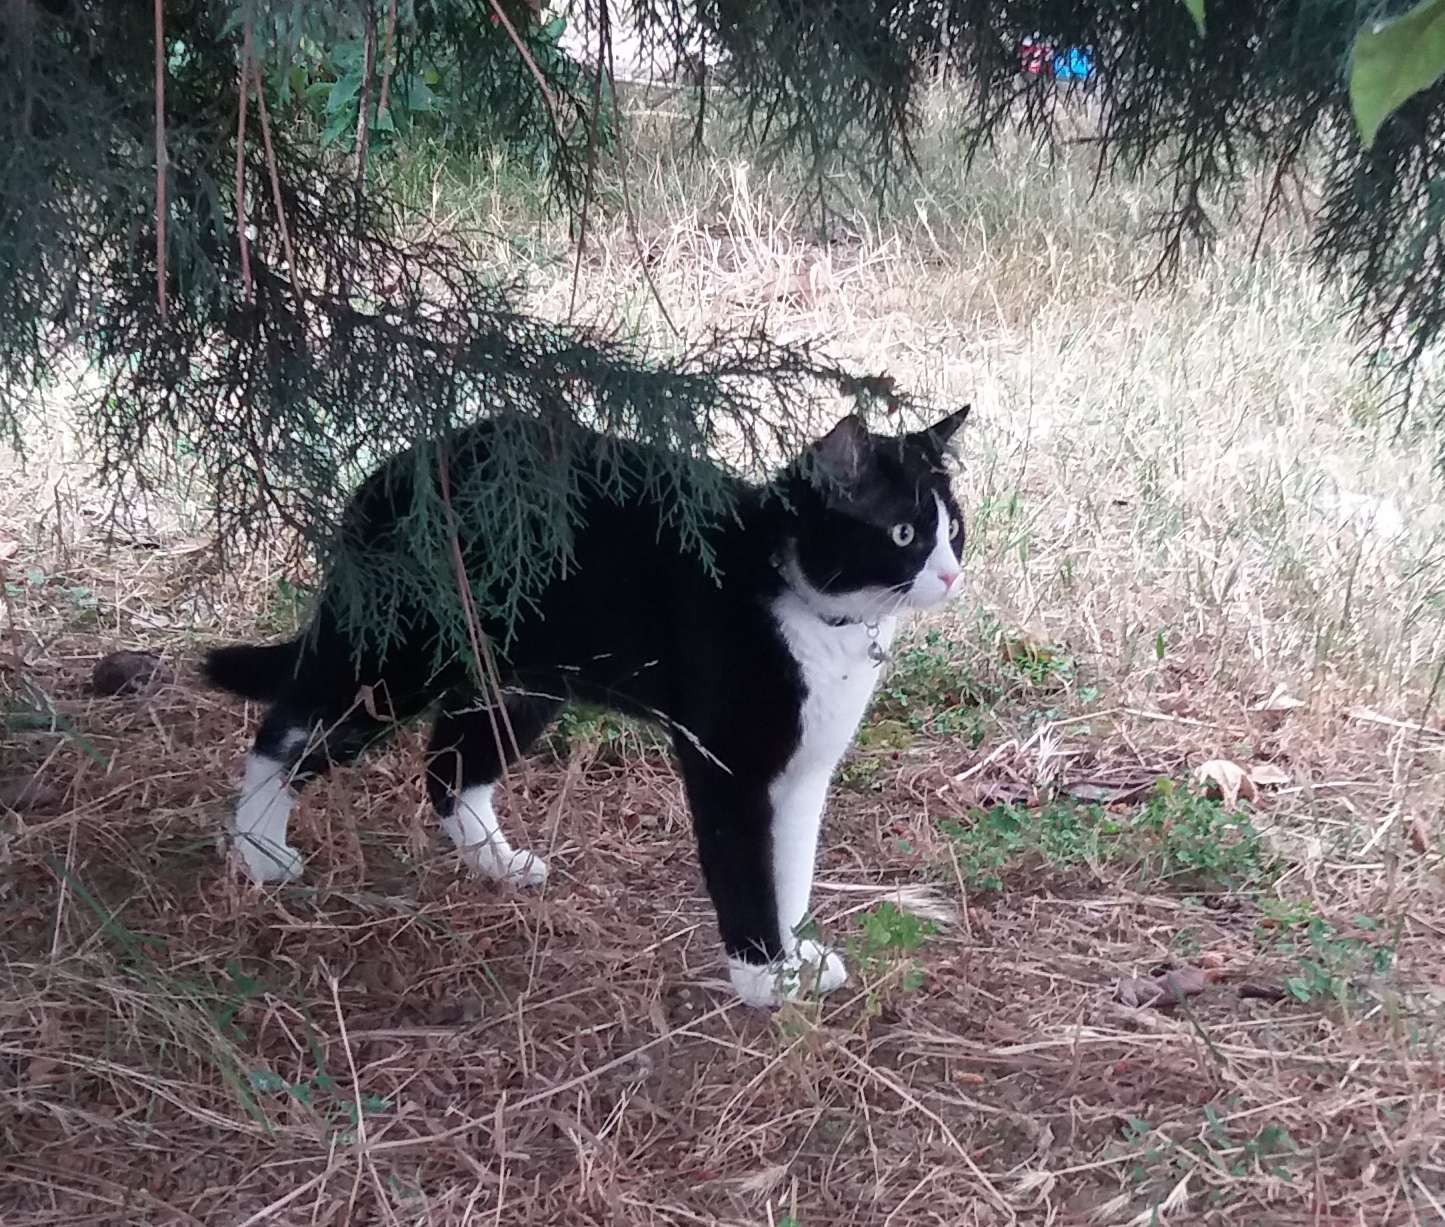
[2,0,1443,666]
[1,0,912,664]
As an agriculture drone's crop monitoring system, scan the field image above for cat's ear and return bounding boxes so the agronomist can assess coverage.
[911,405,971,455]
[809,414,872,490]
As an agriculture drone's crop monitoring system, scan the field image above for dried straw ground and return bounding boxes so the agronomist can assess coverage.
[5,100,1445,1225]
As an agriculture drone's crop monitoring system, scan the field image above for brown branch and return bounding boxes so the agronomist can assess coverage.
[152,0,167,320]
[354,5,376,208]
[603,9,679,338]
[376,0,399,125]
[486,0,564,142]
[248,55,302,305]
[434,444,523,773]
[235,20,253,305]
[567,0,610,322]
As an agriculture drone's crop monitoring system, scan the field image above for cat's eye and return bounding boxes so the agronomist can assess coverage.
[948,518,961,540]
[890,523,916,547]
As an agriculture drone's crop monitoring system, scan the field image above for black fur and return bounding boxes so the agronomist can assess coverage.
[203,641,300,702]
[206,410,968,975]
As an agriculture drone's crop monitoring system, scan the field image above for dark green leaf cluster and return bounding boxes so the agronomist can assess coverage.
[4,0,1445,670]
[0,1,910,662]
[706,0,1443,390]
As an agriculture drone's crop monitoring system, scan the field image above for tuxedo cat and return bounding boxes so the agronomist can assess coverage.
[204,408,969,1007]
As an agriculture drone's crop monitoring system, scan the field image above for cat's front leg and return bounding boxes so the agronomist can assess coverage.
[678,748,847,1008]
[760,764,847,1000]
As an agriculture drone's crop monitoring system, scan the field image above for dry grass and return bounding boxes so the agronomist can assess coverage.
[5,95,1445,1225]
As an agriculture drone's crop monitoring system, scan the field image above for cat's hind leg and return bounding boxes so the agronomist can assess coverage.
[230,698,391,884]
[232,713,308,884]
[425,689,561,886]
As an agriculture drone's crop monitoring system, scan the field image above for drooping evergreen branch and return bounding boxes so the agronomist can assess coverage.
[4,0,1445,671]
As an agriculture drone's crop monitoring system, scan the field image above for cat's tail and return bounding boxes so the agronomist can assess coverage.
[202,640,301,703]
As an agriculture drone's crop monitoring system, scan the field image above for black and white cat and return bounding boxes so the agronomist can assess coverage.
[203,408,969,1007]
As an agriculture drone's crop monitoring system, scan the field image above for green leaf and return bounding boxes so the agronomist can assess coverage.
[249,1069,287,1093]
[321,108,353,148]
[1180,0,1205,36]
[326,72,363,115]
[1350,0,1445,149]
[405,76,436,113]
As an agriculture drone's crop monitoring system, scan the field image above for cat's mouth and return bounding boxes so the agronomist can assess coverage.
[903,568,962,610]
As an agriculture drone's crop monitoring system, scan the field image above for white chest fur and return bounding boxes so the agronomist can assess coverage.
[771,591,896,768]
[761,589,896,980]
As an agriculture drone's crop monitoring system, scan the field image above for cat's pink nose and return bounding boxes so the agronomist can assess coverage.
[938,568,960,589]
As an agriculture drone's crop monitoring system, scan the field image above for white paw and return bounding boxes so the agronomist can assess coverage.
[796,939,848,993]
[463,844,549,888]
[728,943,849,1008]
[236,837,304,885]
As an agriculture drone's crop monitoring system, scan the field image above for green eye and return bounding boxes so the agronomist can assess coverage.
[890,523,916,547]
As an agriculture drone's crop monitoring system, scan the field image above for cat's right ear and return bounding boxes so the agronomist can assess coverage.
[808,414,871,490]
[912,404,971,456]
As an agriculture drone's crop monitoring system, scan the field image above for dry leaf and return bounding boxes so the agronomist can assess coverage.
[1247,761,1291,788]
[1347,706,1445,738]
[1250,685,1304,713]
[1410,816,1433,856]
[1193,759,1257,808]
[0,538,17,560]
[732,1164,789,1197]
[1063,781,1140,803]
[1238,982,1289,1002]
[1115,966,1212,1010]
[1000,625,1057,664]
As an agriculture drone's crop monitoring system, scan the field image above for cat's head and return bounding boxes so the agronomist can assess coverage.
[779,407,970,623]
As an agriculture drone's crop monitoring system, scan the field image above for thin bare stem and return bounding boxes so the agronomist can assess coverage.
[354,5,376,210]
[567,0,610,322]
[235,21,253,305]
[434,445,523,775]
[152,0,167,320]
[603,14,679,338]
[486,0,565,146]
[376,0,399,124]
[249,56,301,304]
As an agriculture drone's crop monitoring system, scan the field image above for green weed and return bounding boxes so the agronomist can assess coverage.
[259,576,314,635]
[47,864,275,1128]
[938,781,1274,892]
[1129,779,1272,885]
[1000,635,1076,691]
[848,902,935,998]
[3,675,108,763]
[540,702,668,760]
[5,566,100,627]
[1121,1110,1306,1215]
[1276,915,1397,1008]
[248,1065,393,1143]
[871,627,992,743]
